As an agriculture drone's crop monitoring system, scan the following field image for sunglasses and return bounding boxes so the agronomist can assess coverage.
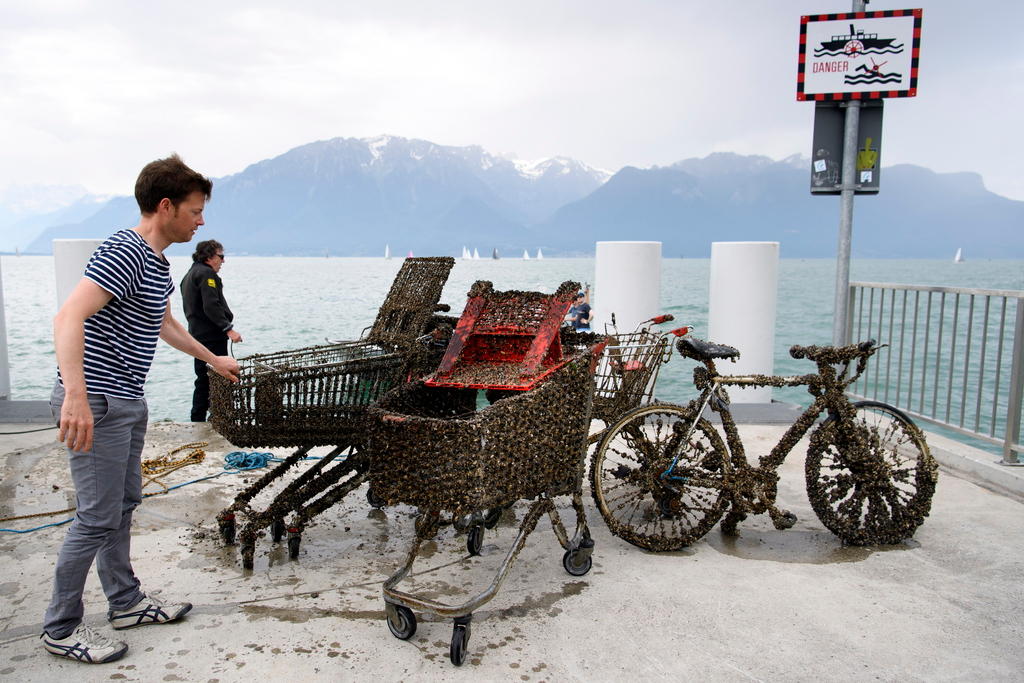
[215,253,225,260]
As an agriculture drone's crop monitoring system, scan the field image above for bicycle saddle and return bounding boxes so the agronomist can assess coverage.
[676,337,740,361]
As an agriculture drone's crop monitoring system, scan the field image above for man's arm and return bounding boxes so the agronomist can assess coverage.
[160,302,240,382]
[53,278,114,452]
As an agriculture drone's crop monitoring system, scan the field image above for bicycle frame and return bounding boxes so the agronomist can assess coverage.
[665,348,876,483]
[589,337,936,550]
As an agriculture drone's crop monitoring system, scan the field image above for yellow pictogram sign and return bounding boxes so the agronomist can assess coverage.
[857,137,878,171]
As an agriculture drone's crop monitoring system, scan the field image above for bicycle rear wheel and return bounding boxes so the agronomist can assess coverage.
[806,400,938,545]
[590,404,728,551]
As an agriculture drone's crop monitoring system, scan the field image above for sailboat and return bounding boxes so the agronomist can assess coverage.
[522,249,530,260]
[954,248,964,263]
[407,250,414,258]
[384,244,391,259]
[473,248,480,260]
[462,246,471,260]
[492,248,500,260]
[536,248,544,260]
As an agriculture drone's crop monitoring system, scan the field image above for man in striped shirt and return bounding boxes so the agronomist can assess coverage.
[41,155,240,664]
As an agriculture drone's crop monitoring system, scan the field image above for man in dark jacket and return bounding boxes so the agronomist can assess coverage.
[181,239,242,421]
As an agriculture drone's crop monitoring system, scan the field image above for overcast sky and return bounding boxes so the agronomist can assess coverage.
[2,0,1022,202]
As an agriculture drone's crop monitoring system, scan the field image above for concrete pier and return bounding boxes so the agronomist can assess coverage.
[1,420,1022,681]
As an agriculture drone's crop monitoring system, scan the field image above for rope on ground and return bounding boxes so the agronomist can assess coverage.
[0,444,297,534]
[142,441,208,493]
[223,451,280,470]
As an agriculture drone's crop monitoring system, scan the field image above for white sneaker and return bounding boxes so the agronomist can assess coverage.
[108,591,192,630]
[40,623,128,664]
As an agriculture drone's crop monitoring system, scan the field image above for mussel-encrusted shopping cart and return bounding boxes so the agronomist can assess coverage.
[209,256,456,569]
[366,280,605,666]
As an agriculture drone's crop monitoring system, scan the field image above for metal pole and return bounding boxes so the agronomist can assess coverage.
[833,102,861,346]
[0,256,10,401]
[832,0,868,346]
[1002,297,1024,464]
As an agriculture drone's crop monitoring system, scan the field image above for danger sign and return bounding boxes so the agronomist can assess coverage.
[797,9,922,101]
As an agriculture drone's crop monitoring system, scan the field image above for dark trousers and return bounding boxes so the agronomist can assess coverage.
[191,336,228,422]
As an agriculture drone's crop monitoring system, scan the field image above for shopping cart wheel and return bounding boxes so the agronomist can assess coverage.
[272,518,285,543]
[483,508,501,529]
[466,524,484,556]
[366,486,385,509]
[217,512,236,546]
[386,604,417,640]
[288,534,301,559]
[241,543,255,570]
[450,615,472,666]
[562,548,593,577]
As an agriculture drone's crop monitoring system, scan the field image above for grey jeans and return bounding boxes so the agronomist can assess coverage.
[43,382,147,638]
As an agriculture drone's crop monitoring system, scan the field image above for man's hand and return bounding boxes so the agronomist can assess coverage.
[59,392,94,452]
[209,355,240,383]
[227,329,242,343]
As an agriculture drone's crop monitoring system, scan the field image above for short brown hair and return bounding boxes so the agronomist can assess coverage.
[192,239,223,263]
[134,154,213,215]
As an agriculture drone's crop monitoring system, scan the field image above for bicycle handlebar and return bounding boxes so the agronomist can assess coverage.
[611,313,679,336]
[789,339,878,363]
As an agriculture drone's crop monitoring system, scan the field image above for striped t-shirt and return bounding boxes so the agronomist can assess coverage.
[59,229,174,400]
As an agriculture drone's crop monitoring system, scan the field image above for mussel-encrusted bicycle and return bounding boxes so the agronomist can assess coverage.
[590,335,939,551]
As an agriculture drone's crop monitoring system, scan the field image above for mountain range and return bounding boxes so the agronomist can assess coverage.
[4,135,1021,258]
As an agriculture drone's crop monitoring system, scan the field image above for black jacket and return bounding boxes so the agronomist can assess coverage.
[181,262,234,342]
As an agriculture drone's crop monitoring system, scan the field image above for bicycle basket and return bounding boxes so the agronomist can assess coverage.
[590,328,671,422]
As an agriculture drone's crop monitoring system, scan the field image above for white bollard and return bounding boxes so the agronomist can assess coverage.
[0,258,9,400]
[53,239,102,309]
[708,241,779,403]
[593,241,662,334]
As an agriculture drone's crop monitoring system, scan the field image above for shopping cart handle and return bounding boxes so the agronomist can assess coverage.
[650,314,675,324]
[669,326,691,337]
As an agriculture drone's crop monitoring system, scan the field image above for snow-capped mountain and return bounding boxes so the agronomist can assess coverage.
[28,136,610,255]
[20,141,1023,258]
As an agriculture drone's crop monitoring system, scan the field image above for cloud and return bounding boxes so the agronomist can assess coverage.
[1,1,1022,200]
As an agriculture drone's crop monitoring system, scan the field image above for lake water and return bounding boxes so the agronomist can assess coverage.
[2,254,1021,424]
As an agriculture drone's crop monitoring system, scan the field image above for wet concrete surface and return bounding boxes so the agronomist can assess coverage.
[1,420,1022,681]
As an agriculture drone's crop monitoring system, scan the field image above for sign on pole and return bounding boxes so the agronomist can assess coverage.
[811,100,883,194]
[797,9,922,101]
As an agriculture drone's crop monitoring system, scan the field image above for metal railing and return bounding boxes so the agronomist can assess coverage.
[847,282,1024,464]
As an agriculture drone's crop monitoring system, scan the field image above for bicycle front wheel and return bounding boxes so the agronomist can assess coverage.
[590,404,728,551]
[805,400,938,546]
